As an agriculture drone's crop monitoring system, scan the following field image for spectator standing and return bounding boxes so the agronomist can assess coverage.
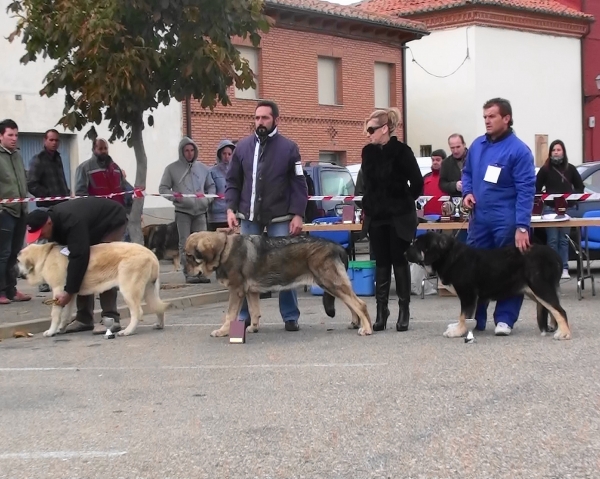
[27,128,71,292]
[535,139,584,279]
[159,137,216,284]
[422,149,447,216]
[0,119,31,305]
[208,139,235,231]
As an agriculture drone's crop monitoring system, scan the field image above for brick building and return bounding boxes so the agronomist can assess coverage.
[558,0,600,161]
[184,0,428,168]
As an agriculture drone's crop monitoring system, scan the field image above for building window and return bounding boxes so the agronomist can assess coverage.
[319,151,347,165]
[235,46,259,100]
[374,62,392,108]
[420,145,432,157]
[318,57,341,105]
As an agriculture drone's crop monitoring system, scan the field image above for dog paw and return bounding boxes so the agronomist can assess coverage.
[443,324,468,338]
[348,322,360,330]
[553,330,572,340]
[117,330,133,337]
[357,327,372,336]
[210,329,228,338]
[246,325,259,333]
[43,330,56,337]
[153,323,164,330]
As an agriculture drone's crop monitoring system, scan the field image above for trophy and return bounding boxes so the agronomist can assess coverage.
[452,197,462,221]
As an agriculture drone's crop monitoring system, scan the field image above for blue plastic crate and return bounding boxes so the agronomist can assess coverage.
[310,260,375,297]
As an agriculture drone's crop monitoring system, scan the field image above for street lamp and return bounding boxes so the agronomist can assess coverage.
[584,74,600,103]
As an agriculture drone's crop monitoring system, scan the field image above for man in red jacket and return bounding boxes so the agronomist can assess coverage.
[422,149,447,216]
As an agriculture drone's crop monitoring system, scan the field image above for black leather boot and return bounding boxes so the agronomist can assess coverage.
[373,266,391,331]
[393,261,411,331]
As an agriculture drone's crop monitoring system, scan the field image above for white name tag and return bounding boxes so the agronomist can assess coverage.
[294,163,303,176]
[60,247,70,257]
[484,165,502,184]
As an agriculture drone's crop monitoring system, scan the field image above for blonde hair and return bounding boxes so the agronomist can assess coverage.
[364,107,402,136]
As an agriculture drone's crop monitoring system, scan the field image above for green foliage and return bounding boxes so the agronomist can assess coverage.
[7,0,272,144]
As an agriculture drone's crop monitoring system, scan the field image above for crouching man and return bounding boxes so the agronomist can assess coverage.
[25,197,129,334]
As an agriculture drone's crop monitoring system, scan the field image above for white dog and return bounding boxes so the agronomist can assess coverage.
[17,242,170,337]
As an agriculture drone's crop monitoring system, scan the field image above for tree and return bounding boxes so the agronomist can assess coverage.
[7,0,271,244]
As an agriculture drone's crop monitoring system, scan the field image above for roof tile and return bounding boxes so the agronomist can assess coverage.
[355,0,593,20]
[265,0,429,33]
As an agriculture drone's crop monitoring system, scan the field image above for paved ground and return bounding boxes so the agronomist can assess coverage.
[1,273,599,479]
[1,263,225,326]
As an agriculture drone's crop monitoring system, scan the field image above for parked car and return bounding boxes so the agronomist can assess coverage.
[531,161,600,262]
[303,162,355,218]
[347,157,434,184]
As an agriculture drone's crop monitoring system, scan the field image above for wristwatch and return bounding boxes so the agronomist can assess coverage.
[518,227,527,233]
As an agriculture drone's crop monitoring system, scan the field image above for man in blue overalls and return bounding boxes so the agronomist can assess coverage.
[460,98,536,336]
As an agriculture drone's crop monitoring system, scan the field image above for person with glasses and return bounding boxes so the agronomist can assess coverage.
[359,108,423,332]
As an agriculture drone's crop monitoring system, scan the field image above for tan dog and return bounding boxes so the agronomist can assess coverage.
[17,242,170,337]
[184,231,373,338]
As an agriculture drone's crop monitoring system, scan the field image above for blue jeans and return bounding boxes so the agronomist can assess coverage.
[545,227,569,270]
[467,219,524,330]
[237,219,300,323]
[0,211,26,298]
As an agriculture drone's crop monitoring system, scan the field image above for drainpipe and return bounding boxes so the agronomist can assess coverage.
[401,41,408,143]
[581,0,588,163]
[185,96,192,139]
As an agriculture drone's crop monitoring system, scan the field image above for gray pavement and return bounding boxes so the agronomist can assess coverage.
[1,274,599,478]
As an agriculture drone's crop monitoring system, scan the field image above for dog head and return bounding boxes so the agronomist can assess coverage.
[16,243,55,285]
[405,232,455,267]
[184,231,228,276]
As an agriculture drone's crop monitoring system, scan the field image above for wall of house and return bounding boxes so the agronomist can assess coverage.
[474,26,583,164]
[0,0,181,214]
[404,26,479,157]
[187,26,406,167]
[405,25,583,164]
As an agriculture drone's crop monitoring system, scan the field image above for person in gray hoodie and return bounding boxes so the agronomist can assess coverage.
[159,137,216,284]
[208,139,235,231]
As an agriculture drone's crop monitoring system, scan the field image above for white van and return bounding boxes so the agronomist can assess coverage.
[346,157,433,185]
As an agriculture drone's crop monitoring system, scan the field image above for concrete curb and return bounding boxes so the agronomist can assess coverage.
[0,289,229,340]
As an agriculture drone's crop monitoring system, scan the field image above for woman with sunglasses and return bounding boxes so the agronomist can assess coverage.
[360,108,423,332]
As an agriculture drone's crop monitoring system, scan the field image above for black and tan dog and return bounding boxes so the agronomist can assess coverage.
[405,232,571,340]
[142,221,180,271]
[184,231,373,337]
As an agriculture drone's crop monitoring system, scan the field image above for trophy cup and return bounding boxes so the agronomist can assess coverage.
[452,197,462,221]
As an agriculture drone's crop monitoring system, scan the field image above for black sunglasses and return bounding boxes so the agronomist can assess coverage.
[366,124,385,135]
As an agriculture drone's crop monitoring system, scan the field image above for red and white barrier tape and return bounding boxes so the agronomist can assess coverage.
[1,190,599,204]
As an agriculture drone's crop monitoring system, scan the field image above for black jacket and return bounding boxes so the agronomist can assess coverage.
[360,136,423,220]
[439,151,467,196]
[536,162,584,207]
[48,197,128,294]
[27,149,70,208]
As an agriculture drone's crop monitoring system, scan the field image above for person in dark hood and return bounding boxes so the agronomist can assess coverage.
[208,139,235,231]
[535,139,584,279]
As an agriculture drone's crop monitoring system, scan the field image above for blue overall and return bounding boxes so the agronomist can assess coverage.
[462,130,536,330]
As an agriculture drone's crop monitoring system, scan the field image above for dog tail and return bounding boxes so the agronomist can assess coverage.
[323,292,336,318]
[145,279,171,313]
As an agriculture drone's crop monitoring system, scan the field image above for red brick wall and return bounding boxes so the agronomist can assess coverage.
[581,0,600,161]
[185,26,404,167]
